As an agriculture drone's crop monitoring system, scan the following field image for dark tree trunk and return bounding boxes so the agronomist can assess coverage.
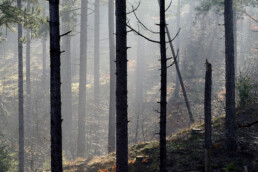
[174,0,181,98]
[116,0,128,171]
[224,0,237,152]
[204,60,212,172]
[61,0,73,158]
[160,0,167,171]
[77,0,88,157]
[49,0,63,171]
[108,0,116,153]
[94,0,100,104]
[17,0,24,171]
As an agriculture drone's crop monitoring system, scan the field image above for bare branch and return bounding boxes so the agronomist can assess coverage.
[243,10,258,23]
[60,30,72,37]
[165,0,172,12]
[127,1,140,14]
[126,23,161,43]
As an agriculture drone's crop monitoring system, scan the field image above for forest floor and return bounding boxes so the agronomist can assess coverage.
[61,104,258,172]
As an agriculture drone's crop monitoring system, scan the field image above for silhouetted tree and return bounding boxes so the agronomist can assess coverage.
[116,0,128,171]
[49,0,63,171]
[159,0,167,171]
[224,0,237,151]
[77,0,88,157]
[204,60,212,172]
[108,0,116,153]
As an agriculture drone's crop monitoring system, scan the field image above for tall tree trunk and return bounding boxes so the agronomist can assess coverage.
[17,0,24,171]
[134,36,145,144]
[93,0,100,155]
[61,0,73,158]
[49,0,63,171]
[233,8,237,75]
[42,3,47,84]
[174,0,181,98]
[26,0,32,130]
[224,0,237,152]
[204,60,212,172]
[77,0,88,157]
[94,0,100,104]
[116,0,128,171]
[159,0,167,171]
[108,0,116,153]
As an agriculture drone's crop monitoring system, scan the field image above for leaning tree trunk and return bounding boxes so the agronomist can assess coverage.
[116,0,128,171]
[159,0,167,171]
[77,0,88,157]
[17,0,24,171]
[49,0,63,171]
[174,0,181,98]
[224,0,237,152]
[108,0,116,153]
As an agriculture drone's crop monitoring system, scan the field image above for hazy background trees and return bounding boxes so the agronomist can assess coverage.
[0,0,257,171]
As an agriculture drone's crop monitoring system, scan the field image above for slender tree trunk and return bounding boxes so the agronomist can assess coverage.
[166,25,194,124]
[49,0,63,171]
[159,0,167,171]
[108,0,116,153]
[94,0,100,104]
[224,0,237,152]
[77,0,88,157]
[233,8,237,75]
[42,3,47,84]
[134,37,145,144]
[93,0,100,155]
[174,0,181,98]
[204,60,212,172]
[26,0,32,129]
[17,0,24,171]
[61,0,73,158]
[116,0,128,171]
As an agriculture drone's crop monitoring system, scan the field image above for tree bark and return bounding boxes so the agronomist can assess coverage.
[174,0,181,98]
[17,0,24,171]
[108,0,116,153]
[26,0,32,130]
[159,0,167,171]
[116,0,128,171]
[224,0,237,152]
[61,0,73,158]
[134,36,145,144]
[165,24,194,124]
[94,0,100,104]
[42,3,47,84]
[49,0,63,171]
[77,0,88,158]
[204,60,212,172]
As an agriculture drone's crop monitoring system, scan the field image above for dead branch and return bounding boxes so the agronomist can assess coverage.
[238,120,258,128]
[243,10,258,23]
